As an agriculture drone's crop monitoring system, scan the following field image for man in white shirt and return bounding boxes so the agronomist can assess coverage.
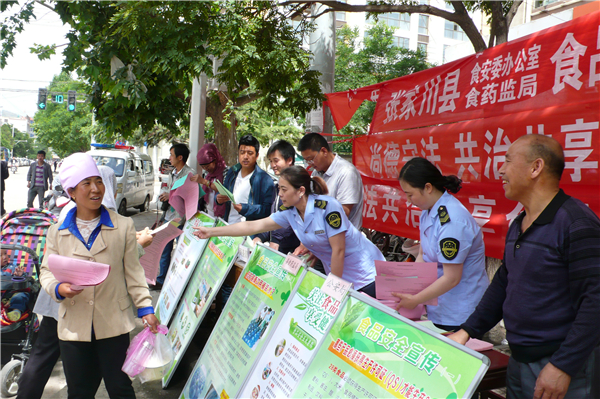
[153,143,194,289]
[298,133,364,228]
[217,135,274,225]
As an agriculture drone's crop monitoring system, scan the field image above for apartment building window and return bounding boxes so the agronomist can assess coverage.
[444,20,467,41]
[418,15,429,35]
[419,0,429,4]
[417,42,428,55]
[393,36,410,49]
[336,0,346,21]
[368,12,410,30]
[535,0,561,7]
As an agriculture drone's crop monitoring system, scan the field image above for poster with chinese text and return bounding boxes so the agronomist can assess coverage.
[156,212,215,325]
[291,294,489,399]
[179,244,304,399]
[162,219,243,387]
[238,270,340,398]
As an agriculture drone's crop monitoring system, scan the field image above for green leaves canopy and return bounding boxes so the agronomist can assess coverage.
[44,1,323,140]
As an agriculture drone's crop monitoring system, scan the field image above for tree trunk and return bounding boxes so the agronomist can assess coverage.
[207,93,238,167]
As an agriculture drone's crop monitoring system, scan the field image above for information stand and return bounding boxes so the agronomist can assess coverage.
[290,292,490,399]
[162,219,244,388]
[238,270,342,399]
[156,212,215,325]
[179,244,305,399]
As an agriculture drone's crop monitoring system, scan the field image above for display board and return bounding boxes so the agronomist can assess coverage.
[162,219,243,387]
[179,244,305,399]
[238,270,339,398]
[291,293,490,399]
[156,212,215,325]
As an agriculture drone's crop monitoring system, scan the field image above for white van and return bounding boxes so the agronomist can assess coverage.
[87,149,155,215]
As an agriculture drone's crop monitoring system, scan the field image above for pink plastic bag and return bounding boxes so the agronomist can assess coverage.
[122,325,169,377]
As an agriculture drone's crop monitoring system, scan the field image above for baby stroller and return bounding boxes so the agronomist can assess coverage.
[0,209,57,397]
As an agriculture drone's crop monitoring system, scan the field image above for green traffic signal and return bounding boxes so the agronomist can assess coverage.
[38,103,46,109]
[37,88,47,110]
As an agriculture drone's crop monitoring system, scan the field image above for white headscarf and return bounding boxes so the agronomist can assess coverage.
[58,165,118,221]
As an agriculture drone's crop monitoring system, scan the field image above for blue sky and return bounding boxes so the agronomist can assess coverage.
[0,2,69,118]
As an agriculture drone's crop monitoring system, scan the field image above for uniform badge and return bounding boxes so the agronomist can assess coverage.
[440,238,460,260]
[438,205,451,226]
[315,230,325,235]
[279,204,291,211]
[315,200,328,209]
[326,211,342,229]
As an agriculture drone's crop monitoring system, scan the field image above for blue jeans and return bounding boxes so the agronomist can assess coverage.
[506,346,599,399]
[156,238,175,285]
[8,292,29,312]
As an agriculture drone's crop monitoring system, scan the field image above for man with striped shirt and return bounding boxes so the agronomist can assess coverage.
[27,150,53,208]
[450,135,600,399]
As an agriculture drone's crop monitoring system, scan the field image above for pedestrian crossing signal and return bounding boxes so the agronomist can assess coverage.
[37,88,47,110]
[68,90,76,111]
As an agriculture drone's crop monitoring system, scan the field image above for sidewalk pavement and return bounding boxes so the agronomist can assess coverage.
[2,202,212,399]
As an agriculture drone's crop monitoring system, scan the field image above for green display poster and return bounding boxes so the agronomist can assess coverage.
[291,294,489,399]
[180,244,304,399]
[238,270,341,399]
[162,219,244,387]
[156,212,215,325]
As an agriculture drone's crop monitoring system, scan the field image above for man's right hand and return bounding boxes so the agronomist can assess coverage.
[447,329,470,345]
[27,182,30,188]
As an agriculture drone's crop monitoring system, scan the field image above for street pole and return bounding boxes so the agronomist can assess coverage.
[306,3,336,142]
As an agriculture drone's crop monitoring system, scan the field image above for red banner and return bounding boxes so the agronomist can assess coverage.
[368,11,600,133]
[353,103,599,259]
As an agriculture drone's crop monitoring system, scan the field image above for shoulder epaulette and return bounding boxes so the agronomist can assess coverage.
[279,204,293,211]
[314,199,328,209]
[438,205,451,226]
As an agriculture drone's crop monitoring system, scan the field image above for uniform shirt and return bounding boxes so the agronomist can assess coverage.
[419,191,488,326]
[311,154,364,229]
[270,194,381,290]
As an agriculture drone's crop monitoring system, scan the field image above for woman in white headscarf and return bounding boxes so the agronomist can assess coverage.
[59,165,118,220]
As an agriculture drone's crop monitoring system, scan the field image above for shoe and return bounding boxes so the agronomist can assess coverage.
[148,283,163,291]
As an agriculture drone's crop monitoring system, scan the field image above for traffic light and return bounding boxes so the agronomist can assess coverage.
[67,90,76,111]
[37,88,47,110]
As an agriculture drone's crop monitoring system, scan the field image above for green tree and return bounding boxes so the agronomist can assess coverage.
[282,1,523,52]
[236,103,305,150]
[33,73,92,157]
[2,1,324,165]
[1,125,15,152]
[334,23,431,141]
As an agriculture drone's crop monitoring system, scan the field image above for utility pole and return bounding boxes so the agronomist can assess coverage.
[306,3,336,141]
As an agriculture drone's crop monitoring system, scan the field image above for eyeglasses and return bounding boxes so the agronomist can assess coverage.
[304,151,320,165]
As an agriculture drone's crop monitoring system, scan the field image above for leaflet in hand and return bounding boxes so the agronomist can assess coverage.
[48,254,111,290]
[214,180,236,204]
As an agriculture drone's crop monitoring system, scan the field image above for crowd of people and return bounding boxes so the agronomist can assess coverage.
[2,132,598,399]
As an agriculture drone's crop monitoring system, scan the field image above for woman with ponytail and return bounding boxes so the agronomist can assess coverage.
[393,157,488,331]
[192,165,383,297]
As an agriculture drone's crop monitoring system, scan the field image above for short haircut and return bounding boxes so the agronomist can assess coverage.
[238,134,260,154]
[524,135,565,180]
[170,143,190,163]
[37,150,46,157]
[297,133,330,153]
[267,140,296,164]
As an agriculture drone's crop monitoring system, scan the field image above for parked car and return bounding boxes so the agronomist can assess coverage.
[159,158,173,175]
[88,149,155,215]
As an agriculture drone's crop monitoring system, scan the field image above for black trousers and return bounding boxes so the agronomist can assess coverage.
[17,317,61,399]
[59,332,135,399]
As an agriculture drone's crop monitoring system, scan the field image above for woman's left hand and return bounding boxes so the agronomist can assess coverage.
[142,314,159,333]
[392,293,419,310]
